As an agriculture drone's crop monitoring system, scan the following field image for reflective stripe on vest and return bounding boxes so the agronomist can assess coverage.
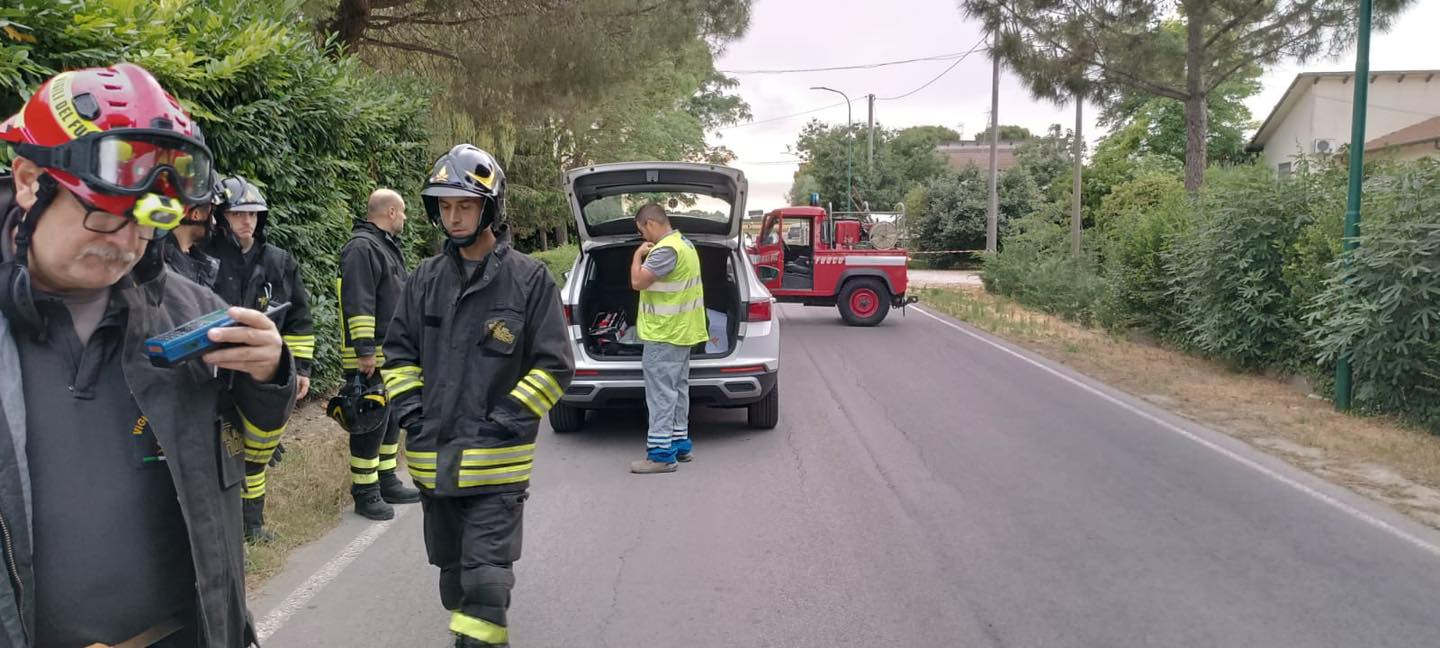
[638,231,708,346]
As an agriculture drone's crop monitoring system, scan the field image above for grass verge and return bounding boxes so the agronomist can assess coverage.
[915,285,1440,530]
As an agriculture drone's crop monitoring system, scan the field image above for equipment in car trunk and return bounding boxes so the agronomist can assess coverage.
[588,309,642,356]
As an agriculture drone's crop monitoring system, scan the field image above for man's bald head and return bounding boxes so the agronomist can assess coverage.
[367,188,407,235]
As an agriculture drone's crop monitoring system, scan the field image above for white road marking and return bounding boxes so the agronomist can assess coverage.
[912,305,1440,560]
[254,505,416,641]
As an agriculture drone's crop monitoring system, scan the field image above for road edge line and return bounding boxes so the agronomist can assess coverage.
[254,504,415,641]
[912,305,1440,561]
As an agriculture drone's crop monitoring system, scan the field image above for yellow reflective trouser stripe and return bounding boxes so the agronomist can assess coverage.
[240,413,285,464]
[382,365,423,399]
[648,276,703,293]
[406,449,437,489]
[346,315,376,341]
[450,612,507,644]
[350,456,379,469]
[282,334,315,360]
[242,472,266,499]
[378,443,399,471]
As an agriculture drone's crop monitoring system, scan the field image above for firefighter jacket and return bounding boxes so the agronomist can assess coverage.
[159,236,220,289]
[206,230,316,378]
[382,239,574,497]
[337,221,407,370]
[0,217,298,646]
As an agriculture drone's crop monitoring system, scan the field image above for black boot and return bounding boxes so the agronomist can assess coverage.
[243,496,277,544]
[379,472,420,504]
[352,484,395,521]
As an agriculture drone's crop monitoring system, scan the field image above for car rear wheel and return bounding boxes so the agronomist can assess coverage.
[838,278,891,326]
[549,402,586,433]
[747,385,779,429]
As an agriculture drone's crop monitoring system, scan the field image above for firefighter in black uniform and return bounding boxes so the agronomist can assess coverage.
[207,175,315,542]
[383,145,574,648]
[159,170,222,288]
[337,188,421,519]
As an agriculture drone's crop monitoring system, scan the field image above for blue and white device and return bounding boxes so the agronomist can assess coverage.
[145,302,290,368]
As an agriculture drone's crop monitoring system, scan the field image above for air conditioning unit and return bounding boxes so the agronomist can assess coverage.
[1313,138,1339,154]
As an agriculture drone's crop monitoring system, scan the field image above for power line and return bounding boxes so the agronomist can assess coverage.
[719,50,976,75]
[716,98,860,131]
[715,36,987,132]
[876,37,987,102]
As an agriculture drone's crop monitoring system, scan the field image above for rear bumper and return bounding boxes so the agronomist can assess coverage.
[562,368,778,409]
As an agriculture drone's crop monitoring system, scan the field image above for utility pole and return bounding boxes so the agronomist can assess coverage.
[1336,0,1373,411]
[986,47,1000,253]
[812,86,854,211]
[1071,94,1083,257]
[867,93,875,173]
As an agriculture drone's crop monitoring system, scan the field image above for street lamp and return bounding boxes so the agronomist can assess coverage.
[811,86,853,211]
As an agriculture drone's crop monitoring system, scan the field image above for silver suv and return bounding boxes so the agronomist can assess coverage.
[548,162,780,432]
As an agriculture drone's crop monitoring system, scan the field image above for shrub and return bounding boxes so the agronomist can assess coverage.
[1309,159,1440,429]
[983,205,1107,326]
[1168,165,1313,370]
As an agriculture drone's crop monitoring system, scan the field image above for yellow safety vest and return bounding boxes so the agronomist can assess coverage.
[639,231,708,346]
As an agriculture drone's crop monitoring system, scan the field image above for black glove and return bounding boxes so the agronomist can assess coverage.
[268,442,287,467]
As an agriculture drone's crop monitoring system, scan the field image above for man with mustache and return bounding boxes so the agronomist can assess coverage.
[206,174,315,543]
[0,64,296,646]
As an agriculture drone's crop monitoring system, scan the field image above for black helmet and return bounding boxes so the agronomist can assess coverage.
[327,375,389,436]
[214,174,269,246]
[219,175,267,212]
[421,144,505,247]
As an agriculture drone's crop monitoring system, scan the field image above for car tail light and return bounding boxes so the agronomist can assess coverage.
[575,369,600,377]
[563,305,573,325]
[745,300,772,322]
[720,365,766,374]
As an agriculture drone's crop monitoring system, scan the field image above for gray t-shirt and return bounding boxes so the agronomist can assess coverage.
[19,294,195,645]
[642,244,678,278]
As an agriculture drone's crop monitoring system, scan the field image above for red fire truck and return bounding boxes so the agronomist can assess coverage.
[746,205,915,326]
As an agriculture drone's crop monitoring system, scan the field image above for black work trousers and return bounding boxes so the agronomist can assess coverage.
[420,490,528,632]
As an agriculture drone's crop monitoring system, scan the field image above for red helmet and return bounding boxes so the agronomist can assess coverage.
[0,63,214,220]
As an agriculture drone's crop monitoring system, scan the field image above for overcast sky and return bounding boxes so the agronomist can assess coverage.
[710,0,1440,210]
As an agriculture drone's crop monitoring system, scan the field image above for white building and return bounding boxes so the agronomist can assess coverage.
[1248,70,1440,174]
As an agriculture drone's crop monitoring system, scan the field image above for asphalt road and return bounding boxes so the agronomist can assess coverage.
[252,303,1440,647]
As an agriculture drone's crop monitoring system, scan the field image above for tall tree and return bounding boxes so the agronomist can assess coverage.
[312,0,753,248]
[788,122,957,212]
[962,0,1416,192]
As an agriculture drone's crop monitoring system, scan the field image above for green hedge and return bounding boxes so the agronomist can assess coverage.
[1309,160,1440,427]
[984,158,1440,431]
[531,245,580,283]
[1,0,433,392]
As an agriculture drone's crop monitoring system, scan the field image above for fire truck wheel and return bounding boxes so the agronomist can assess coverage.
[549,402,587,433]
[838,278,891,326]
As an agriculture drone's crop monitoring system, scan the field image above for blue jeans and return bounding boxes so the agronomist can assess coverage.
[643,342,692,463]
